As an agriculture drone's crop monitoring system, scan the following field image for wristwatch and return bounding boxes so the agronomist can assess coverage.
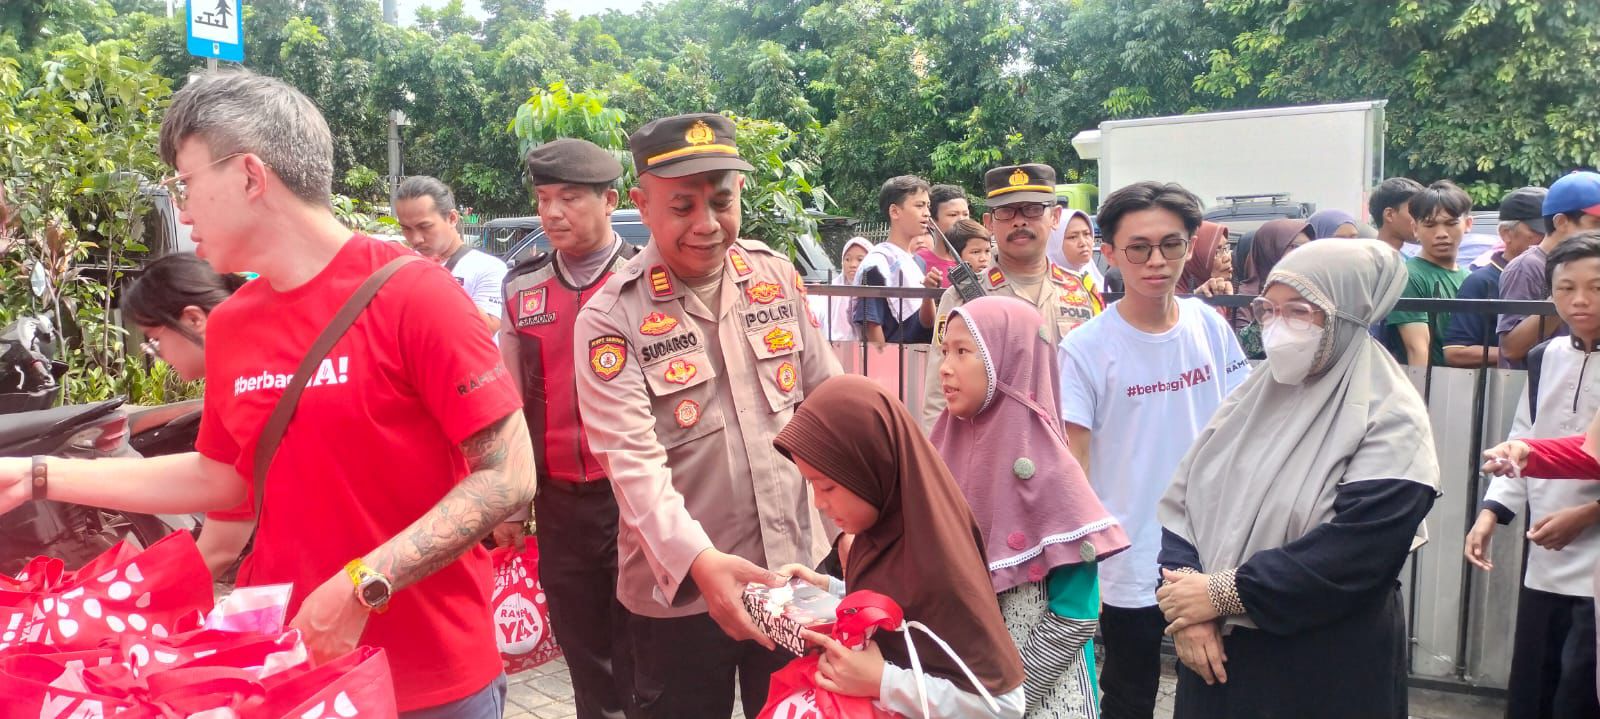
[344,559,393,613]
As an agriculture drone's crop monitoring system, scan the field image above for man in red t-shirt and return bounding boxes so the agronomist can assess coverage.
[0,71,533,717]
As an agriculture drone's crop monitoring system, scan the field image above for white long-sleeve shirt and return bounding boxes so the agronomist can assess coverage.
[1483,337,1600,597]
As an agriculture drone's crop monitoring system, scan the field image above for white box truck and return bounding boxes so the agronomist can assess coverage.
[1071,100,1387,226]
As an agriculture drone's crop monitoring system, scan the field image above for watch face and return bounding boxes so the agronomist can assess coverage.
[360,579,390,607]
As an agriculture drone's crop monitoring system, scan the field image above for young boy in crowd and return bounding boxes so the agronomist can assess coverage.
[1058,181,1250,719]
[1385,180,1473,368]
[856,175,934,344]
[1369,177,1425,253]
[1466,230,1600,719]
[1442,186,1546,368]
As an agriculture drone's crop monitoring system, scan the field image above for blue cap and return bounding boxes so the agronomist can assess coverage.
[1543,171,1600,218]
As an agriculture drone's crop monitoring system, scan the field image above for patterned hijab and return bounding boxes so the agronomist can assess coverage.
[930,296,1129,593]
[1158,239,1440,631]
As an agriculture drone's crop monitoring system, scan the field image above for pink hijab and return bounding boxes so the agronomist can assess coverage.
[929,296,1130,593]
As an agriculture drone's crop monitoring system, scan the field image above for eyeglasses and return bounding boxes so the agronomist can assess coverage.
[991,203,1049,221]
[1120,238,1189,265]
[1250,297,1324,331]
[159,152,247,209]
[140,336,161,358]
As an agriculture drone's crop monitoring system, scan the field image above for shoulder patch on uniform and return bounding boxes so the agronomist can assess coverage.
[1051,265,1069,284]
[649,265,674,298]
[588,335,627,381]
[506,250,556,281]
[987,266,1006,287]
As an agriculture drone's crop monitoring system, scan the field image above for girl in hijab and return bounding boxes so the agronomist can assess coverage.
[1048,209,1105,288]
[811,236,873,341]
[1177,221,1233,296]
[931,296,1130,718]
[1234,219,1316,356]
[1308,209,1359,240]
[1154,239,1439,719]
[774,374,1028,718]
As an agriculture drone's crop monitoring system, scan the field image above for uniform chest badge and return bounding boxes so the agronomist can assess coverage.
[747,281,784,305]
[987,267,1005,287]
[675,399,700,428]
[639,312,679,336]
[518,287,547,318]
[588,336,627,381]
[776,362,797,393]
[663,358,698,385]
[764,326,796,353]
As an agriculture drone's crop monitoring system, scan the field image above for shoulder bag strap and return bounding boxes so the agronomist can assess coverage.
[444,244,473,272]
[250,255,422,522]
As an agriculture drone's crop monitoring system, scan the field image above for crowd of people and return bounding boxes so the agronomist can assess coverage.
[5,66,1600,719]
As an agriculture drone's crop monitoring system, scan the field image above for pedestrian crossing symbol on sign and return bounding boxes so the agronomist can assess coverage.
[186,0,244,63]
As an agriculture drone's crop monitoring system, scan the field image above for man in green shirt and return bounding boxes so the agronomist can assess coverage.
[1386,180,1474,367]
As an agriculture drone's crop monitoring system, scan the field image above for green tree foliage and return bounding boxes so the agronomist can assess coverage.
[0,44,187,404]
[1198,0,1600,194]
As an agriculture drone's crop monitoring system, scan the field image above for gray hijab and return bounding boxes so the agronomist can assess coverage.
[1157,239,1440,631]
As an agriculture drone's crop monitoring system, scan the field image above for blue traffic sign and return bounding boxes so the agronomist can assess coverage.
[186,0,244,63]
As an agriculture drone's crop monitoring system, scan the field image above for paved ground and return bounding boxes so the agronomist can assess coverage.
[505,655,1505,719]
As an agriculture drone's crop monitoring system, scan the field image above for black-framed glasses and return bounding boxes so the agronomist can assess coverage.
[1121,238,1189,264]
[159,152,247,209]
[991,203,1049,221]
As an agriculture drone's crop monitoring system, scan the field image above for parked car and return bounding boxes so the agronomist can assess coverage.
[478,209,838,282]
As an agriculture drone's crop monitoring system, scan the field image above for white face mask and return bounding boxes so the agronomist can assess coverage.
[1263,319,1324,384]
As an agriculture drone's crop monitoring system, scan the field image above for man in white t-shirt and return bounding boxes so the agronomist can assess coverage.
[395,175,505,337]
[1058,181,1250,719]
[854,175,933,344]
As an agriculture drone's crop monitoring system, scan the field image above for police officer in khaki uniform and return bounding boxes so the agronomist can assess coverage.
[919,163,1105,429]
[573,113,842,718]
[500,139,638,719]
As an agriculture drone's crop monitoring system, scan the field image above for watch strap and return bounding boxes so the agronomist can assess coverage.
[30,456,47,501]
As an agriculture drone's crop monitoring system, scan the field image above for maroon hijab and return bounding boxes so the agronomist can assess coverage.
[1179,221,1230,293]
[929,297,1129,593]
[1240,219,1314,296]
[773,375,1025,696]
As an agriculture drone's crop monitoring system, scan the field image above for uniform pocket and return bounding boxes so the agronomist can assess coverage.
[642,349,723,448]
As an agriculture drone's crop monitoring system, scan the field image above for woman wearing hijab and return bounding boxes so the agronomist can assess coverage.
[1153,239,1440,719]
[811,236,873,341]
[931,296,1130,718]
[1308,209,1360,240]
[1234,219,1316,356]
[774,374,1028,718]
[1048,208,1105,288]
[1177,222,1233,296]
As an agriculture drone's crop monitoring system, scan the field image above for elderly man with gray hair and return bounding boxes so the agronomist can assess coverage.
[395,175,506,335]
[0,70,534,718]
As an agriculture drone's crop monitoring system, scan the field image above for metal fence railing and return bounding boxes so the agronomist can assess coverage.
[805,285,1562,696]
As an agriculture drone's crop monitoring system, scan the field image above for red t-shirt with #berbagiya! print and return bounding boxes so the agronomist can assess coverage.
[195,235,522,712]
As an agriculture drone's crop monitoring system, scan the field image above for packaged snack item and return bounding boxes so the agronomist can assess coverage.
[742,578,840,656]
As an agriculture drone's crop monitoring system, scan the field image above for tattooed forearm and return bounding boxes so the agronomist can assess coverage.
[364,412,537,590]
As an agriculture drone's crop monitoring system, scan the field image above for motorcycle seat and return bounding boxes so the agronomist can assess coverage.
[0,398,125,456]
